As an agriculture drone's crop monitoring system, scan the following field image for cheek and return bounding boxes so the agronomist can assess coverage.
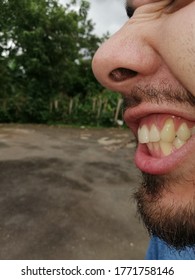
[157,5,195,95]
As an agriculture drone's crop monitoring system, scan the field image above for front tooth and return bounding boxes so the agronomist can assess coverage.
[149,124,160,142]
[173,137,186,149]
[138,125,149,143]
[160,118,175,142]
[160,141,173,156]
[176,123,191,141]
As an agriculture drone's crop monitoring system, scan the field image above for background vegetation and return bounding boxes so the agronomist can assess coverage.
[0,0,123,127]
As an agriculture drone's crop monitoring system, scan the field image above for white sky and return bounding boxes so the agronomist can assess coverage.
[59,0,128,36]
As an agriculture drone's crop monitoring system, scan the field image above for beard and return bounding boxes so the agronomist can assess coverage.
[122,82,195,250]
[134,172,195,250]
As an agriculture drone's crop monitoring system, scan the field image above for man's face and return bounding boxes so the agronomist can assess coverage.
[92,0,195,249]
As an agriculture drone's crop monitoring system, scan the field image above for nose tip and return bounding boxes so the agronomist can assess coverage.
[109,68,138,82]
[92,22,161,92]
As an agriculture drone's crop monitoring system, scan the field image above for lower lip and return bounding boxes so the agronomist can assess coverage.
[134,137,195,175]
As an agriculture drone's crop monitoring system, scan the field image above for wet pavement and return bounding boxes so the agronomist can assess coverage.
[0,124,149,260]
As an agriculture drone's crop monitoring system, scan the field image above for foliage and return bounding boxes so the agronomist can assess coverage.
[0,90,123,127]
[0,0,122,126]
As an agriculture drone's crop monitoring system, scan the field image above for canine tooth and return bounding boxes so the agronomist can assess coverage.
[138,125,149,143]
[149,124,160,142]
[160,118,175,142]
[160,141,172,156]
[173,137,186,149]
[176,123,191,141]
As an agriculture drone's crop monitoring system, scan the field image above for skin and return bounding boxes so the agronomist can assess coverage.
[92,0,195,249]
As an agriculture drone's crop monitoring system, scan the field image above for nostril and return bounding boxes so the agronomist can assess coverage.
[109,68,138,82]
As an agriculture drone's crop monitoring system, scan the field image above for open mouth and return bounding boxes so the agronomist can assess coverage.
[125,112,195,174]
[138,114,195,157]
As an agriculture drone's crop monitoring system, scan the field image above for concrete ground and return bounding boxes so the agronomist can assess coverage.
[0,124,149,260]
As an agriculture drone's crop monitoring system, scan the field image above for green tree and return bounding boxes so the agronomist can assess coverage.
[0,0,103,122]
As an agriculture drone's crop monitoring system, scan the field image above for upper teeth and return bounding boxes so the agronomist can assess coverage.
[138,118,194,157]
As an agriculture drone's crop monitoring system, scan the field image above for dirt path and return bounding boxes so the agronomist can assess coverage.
[0,124,148,260]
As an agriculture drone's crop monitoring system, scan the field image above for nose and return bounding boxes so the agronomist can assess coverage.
[92,21,161,93]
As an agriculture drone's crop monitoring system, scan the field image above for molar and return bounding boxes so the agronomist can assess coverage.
[160,118,175,143]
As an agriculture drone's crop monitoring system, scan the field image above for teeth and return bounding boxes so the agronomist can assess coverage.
[173,137,186,149]
[147,142,153,152]
[160,118,175,143]
[176,123,191,141]
[138,119,195,157]
[149,124,160,142]
[147,142,161,157]
[138,125,149,143]
[160,141,172,156]
[153,142,160,151]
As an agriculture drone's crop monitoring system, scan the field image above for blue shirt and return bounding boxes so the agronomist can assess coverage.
[146,236,195,260]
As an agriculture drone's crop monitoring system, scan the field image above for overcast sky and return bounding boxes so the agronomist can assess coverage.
[59,0,128,36]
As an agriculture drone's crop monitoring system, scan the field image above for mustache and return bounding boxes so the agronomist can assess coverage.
[122,84,195,110]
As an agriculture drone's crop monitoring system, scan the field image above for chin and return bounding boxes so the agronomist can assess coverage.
[134,171,195,249]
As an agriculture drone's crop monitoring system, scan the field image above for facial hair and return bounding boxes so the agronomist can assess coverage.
[134,172,195,250]
[123,83,195,109]
[123,83,195,249]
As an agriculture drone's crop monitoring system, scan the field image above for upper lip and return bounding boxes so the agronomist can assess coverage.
[123,102,195,136]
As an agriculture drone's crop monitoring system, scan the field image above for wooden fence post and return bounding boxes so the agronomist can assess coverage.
[69,98,73,115]
[114,98,123,123]
[96,97,102,119]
